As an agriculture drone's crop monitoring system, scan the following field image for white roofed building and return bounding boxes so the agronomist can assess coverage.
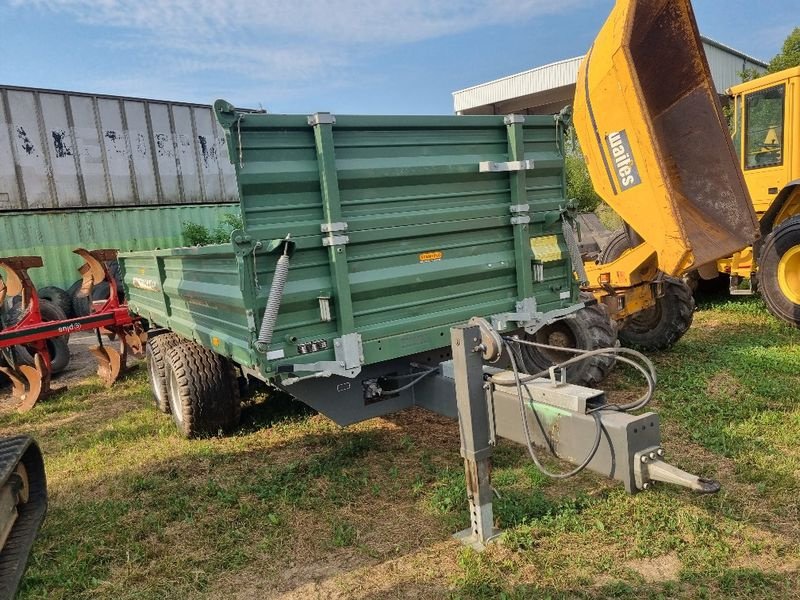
[453,37,767,115]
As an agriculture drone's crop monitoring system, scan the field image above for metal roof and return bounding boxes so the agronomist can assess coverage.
[453,36,768,115]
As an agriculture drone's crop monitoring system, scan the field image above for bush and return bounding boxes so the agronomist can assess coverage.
[565,152,602,213]
[182,213,243,246]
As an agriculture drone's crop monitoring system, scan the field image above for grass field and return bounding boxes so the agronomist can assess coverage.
[1,293,799,599]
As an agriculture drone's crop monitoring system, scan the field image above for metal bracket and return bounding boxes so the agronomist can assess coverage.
[308,113,336,126]
[321,222,347,233]
[322,235,349,247]
[479,159,535,173]
[283,332,364,381]
[490,297,586,333]
[510,203,530,225]
[504,115,525,125]
[321,222,349,247]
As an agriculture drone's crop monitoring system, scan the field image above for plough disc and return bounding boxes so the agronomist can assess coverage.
[0,355,50,413]
[89,344,124,386]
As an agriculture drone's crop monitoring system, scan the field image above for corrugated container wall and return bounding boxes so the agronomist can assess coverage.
[0,85,239,210]
[2,204,239,289]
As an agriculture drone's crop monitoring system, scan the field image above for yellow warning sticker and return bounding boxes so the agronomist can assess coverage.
[419,251,443,263]
[529,236,562,262]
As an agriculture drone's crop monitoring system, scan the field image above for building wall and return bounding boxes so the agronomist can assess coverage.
[703,41,765,92]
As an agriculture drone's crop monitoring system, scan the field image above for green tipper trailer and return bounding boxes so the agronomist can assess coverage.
[121,101,615,430]
[119,102,719,548]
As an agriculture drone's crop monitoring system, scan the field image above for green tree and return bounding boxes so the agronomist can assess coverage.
[768,27,800,73]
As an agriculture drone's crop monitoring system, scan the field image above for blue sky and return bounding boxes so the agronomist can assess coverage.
[0,1,796,114]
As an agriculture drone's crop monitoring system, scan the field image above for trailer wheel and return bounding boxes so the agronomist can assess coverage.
[164,343,241,438]
[519,301,617,387]
[145,332,186,413]
[758,215,800,328]
[617,276,695,351]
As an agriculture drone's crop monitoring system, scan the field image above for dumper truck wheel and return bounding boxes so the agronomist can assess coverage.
[519,302,617,387]
[758,215,800,328]
[617,276,694,351]
[164,343,241,438]
[600,229,635,264]
[146,332,187,414]
[600,231,694,350]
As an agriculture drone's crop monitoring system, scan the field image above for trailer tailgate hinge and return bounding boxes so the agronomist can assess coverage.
[510,203,530,225]
[321,222,349,247]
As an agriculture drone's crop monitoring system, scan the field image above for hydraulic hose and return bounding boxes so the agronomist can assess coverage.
[483,326,659,480]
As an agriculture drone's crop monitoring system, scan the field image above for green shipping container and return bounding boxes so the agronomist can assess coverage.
[121,101,583,419]
[1,204,237,289]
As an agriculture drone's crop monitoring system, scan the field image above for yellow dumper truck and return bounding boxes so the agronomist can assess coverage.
[591,65,800,347]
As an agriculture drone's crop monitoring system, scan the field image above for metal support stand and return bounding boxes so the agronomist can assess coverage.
[451,324,500,550]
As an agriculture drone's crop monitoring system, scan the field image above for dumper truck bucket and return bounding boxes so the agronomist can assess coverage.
[573,0,759,275]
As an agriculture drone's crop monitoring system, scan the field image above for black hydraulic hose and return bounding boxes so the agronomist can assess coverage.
[505,340,603,479]
[380,367,438,395]
[497,338,657,413]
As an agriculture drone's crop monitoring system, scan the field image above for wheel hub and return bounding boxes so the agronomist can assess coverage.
[167,370,183,426]
[547,331,571,347]
[149,357,162,403]
[777,245,800,306]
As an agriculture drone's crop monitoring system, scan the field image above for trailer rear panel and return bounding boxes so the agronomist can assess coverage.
[121,104,576,378]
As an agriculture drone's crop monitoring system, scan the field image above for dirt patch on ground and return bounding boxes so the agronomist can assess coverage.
[215,540,459,600]
[705,370,742,398]
[625,552,681,582]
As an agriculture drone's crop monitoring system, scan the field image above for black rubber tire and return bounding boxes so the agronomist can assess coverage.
[66,279,83,300]
[164,343,241,438]
[37,286,74,319]
[72,281,110,317]
[9,298,72,375]
[757,215,800,328]
[617,276,695,351]
[14,335,71,375]
[519,301,617,387]
[145,331,186,414]
[599,229,635,264]
[104,260,125,302]
[682,270,700,294]
[0,302,70,375]
[600,230,694,350]
[7,299,71,344]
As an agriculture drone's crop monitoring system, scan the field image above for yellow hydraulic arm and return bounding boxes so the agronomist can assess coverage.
[573,0,759,316]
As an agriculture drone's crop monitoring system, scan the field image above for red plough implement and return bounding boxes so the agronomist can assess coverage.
[0,249,146,412]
